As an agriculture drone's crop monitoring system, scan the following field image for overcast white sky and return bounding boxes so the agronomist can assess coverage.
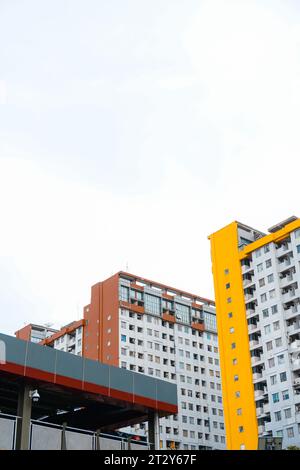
[1,0,300,335]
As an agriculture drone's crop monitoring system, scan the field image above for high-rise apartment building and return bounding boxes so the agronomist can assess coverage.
[15,323,58,343]
[209,216,300,450]
[16,272,226,450]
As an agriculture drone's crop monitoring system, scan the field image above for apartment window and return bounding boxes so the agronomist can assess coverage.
[266,259,272,268]
[256,248,262,258]
[238,426,244,433]
[272,393,279,403]
[271,304,278,315]
[226,283,230,289]
[277,354,285,365]
[121,348,127,356]
[268,274,274,283]
[297,245,300,254]
[266,341,273,351]
[237,408,242,416]
[295,229,300,239]
[121,321,126,329]
[280,372,287,382]
[231,342,236,349]
[268,358,275,368]
[275,337,282,348]
[147,341,152,349]
[175,303,190,324]
[225,268,230,275]
[282,390,289,400]
[287,427,294,438]
[273,321,280,331]
[257,263,263,273]
[121,335,126,342]
[261,293,267,303]
[264,324,271,334]
[145,294,161,316]
[233,358,238,365]
[147,328,152,336]
[119,286,129,302]
[269,289,276,299]
[235,391,241,398]
[228,312,233,318]
[270,375,277,385]
[234,375,239,382]
[264,244,270,253]
[284,408,292,419]
[229,327,235,334]
[227,297,232,304]
[262,308,269,318]
[274,411,281,422]
[259,278,265,287]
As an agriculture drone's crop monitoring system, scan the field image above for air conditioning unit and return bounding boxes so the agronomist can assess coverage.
[294,378,300,385]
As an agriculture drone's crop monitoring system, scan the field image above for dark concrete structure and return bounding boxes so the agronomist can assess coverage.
[0,333,177,449]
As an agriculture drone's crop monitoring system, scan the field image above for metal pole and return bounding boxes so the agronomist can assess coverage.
[61,422,67,450]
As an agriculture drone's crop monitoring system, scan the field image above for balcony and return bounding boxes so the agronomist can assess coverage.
[119,300,145,315]
[278,257,293,272]
[263,403,270,414]
[251,356,263,366]
[258,425,265,435]
[284,306,300,321]
[243,276,255,288]
[294,393,300,406]
[256,407,264,417]
[280,273,294,288]
[287,322,300,336]
[246,308,257,318]
[282,289,300,304]
[248,322,260,333]
[244,292,256,302]
[241,263,253,274]
[291,359,300,371]
[162,312,176,323]
[289,339,300,351]
[191,321,205,332]
[276,244,291,258]
[293,377,300,388]
[254,389,264,399]
[249,339,262,350]
[253,372,263,381]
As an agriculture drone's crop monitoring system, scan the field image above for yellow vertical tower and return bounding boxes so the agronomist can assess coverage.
[209,222,258,450]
